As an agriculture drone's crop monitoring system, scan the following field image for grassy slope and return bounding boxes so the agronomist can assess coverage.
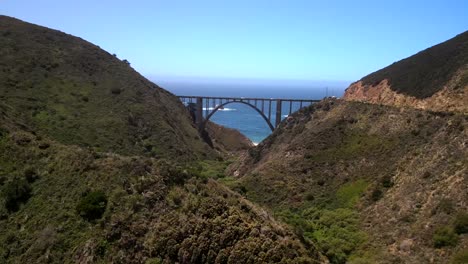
[0,15,213,161]
[229,99,468,263]
[359,31,468,98]
[0,102,323,264]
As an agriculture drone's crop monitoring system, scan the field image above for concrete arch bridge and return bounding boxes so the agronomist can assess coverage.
[178,96,320,132]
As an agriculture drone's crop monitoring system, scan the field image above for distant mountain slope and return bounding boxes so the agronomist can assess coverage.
[230,99,467,263]
[344,31,468,112]
[0,15,213,161]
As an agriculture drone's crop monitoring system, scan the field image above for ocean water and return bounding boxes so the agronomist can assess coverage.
[157,80,346,144]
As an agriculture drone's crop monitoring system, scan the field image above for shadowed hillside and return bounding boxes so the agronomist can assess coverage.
[0,15,214,161]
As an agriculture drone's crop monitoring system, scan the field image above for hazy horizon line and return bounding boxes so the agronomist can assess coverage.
[146,74,353,87]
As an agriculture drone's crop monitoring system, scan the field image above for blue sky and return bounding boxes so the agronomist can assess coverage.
[1,0,467,84]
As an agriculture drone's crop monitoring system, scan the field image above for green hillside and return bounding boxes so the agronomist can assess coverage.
[0,16,324,263]
[0,115,320,263]
[0,15,213,161]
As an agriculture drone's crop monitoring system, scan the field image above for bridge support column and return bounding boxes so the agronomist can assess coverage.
[196,97,204,131]
[275,99,282,128]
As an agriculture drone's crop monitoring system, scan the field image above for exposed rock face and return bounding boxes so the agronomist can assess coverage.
[344,31,468,113]
[344,74,467,113]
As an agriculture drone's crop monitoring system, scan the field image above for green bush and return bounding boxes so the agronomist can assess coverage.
[110,87,122,95]
[433,226,458,248]
[453,212,468,234]
[381,175,393,188]
[76,190,107,221]
[436,198,455,215]
[305,192,315,201]
[451,250,468,264]
[336,179,368,208]
[371,189,383,201]
[302,208,367,264]
[157,160,189,186]
[248,148,261,163]
[23,168,39,183]
[1,177,32,212]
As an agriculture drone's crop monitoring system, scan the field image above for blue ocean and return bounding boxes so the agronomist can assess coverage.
[156,80,348,144]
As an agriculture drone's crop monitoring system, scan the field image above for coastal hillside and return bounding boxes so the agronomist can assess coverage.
[229,99,467,263]
[0,112,323,263]
[205,121,254,154]
[344,31,468,112]
[0,15,214,161]
[0,16,325,263]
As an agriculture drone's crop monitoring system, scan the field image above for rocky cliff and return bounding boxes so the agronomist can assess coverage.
[344,31,468,113]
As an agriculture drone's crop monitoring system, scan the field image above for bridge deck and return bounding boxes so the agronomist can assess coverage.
[178,95,320,102]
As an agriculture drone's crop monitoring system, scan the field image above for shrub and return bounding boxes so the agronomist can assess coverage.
[145,258,162,264]
[371,189,383,201]
[24,168,39,183]
[248,148,261,163]
[157,160,189,186]
[1,177,32,212]
[433,226,458,248]
[336,179,368,208]
[451,250,468,264]
[381,175,393,188]
[453,212,468,234]
[110,87,121,95]
[435,198,455,215]
[76,190,107,221]
[305,192,315,201]
[95,239,109,256]
[301,208,367,264]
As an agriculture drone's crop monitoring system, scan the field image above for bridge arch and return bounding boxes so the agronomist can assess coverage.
[202,101,274,131]
[178,95,320,134]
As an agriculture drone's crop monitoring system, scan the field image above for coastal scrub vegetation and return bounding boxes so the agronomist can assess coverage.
[228,99,468,263]
[0,125,321,263]
[76,190,108,221]
[433,226,459,248]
